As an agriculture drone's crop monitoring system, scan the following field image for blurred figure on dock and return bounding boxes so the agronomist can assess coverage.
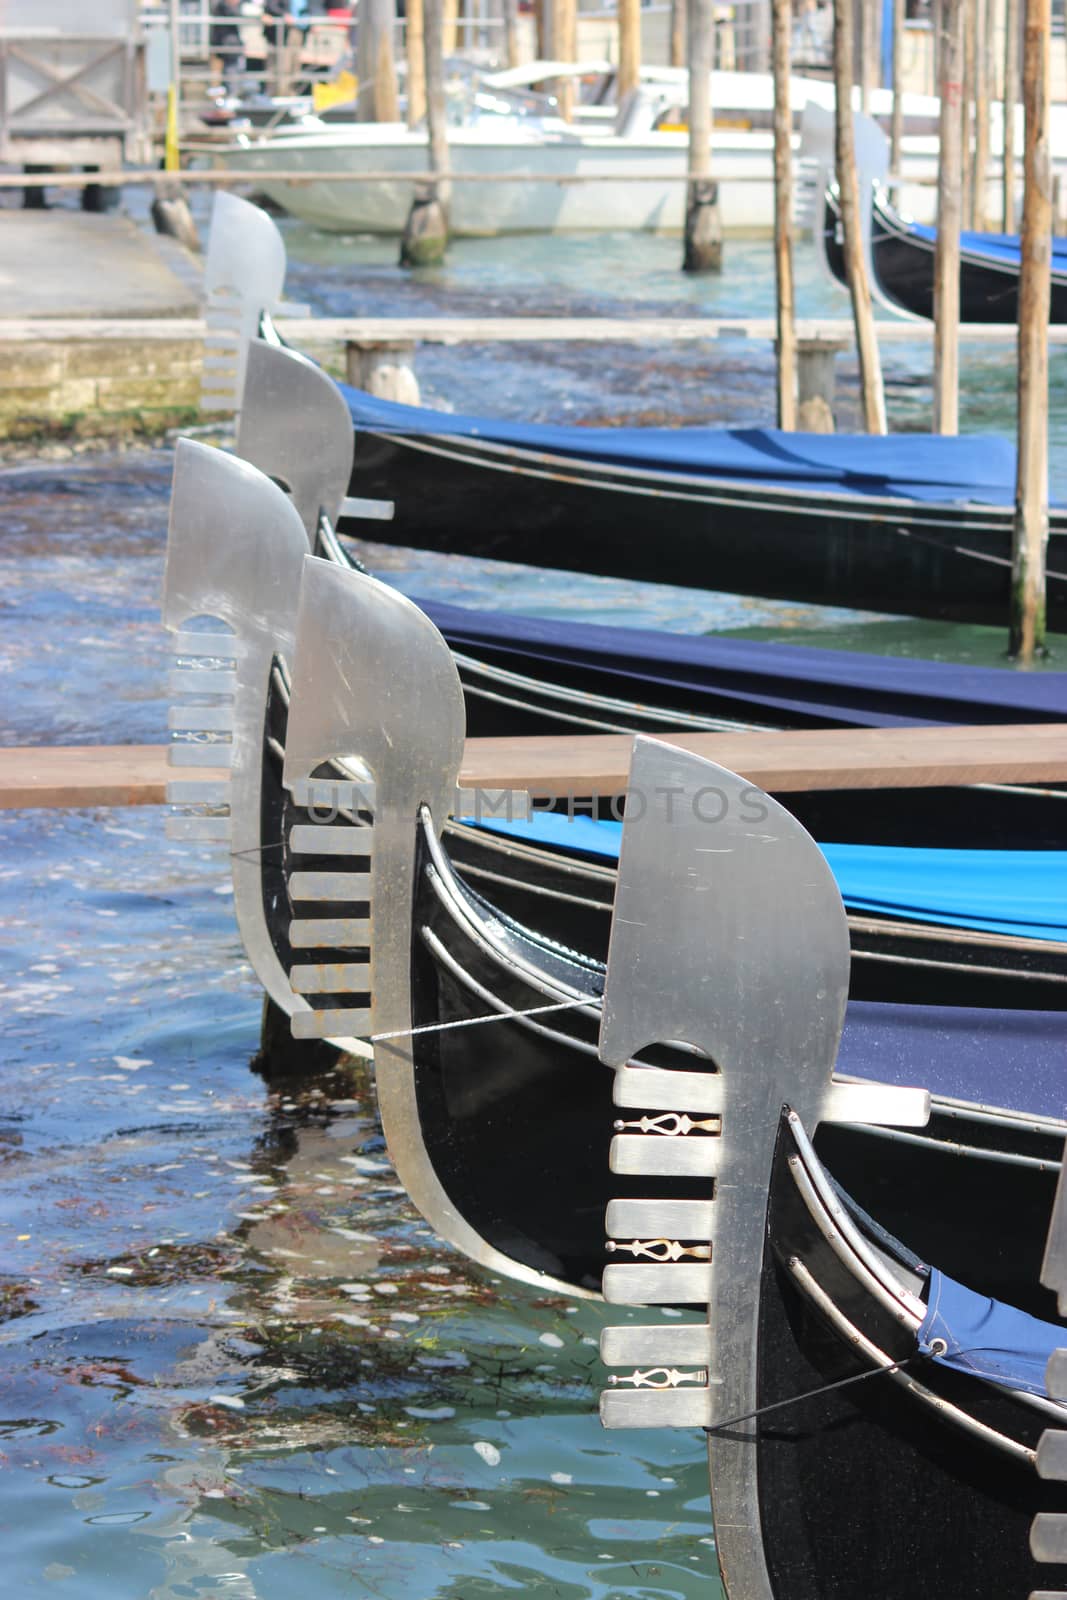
[211,0,246,89]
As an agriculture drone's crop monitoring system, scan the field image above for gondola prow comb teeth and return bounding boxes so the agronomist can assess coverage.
[598,736,928,1599]
[1031,1161,1067,1589]
[281,557,466,1046]
[162,440,311,1012]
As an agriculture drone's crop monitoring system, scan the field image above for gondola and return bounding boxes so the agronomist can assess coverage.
[273,552,1067,1598]
[238,335,1067,852]
[206,190,1067,630]
[820,181,1067,324]
[797,96,1067,325]
[163,438,1067,1032]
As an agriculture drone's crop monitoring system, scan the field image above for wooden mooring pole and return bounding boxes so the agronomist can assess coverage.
[934,0,964,435]
[973,0,992,228]
[552,0,577,120]
[400,0,450,266]
[670,0,686,68]
[961,0,976,226]
[1002,0,1019,229]
[407,0,427,127]
[890,0,905,197]
[1010,0,1051,661]
[357,0,400,121]
[772,0,796,428]
[619,0,642,99]
[683,0,723,273]
[832,0,887,431]
[503,0,521,68]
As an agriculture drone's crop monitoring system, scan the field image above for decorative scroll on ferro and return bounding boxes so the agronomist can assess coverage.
[598,736,929,1600]
[1030,1159,1067,1589]
[161,441,310,1016]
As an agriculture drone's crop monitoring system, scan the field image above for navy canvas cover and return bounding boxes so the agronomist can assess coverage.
[421,598,1067,728]
[918,1269,1065,1396]
[344,382,1023,506]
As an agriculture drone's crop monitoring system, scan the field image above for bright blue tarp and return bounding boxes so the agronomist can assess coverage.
[344,382,1022,506]
[907,218,1067,275]
[918,1269,1064,1396]
[464,812,1067,941]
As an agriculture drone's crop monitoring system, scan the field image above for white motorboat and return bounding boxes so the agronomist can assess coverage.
[209,67,944,236]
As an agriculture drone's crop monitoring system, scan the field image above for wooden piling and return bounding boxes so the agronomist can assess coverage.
[357,0,400,122]
[619,0,642,99]
[934,0,964,435]
[400,0,450,267]
[831,0,887,432]
[772,0,796,429]
[443,0,459,53]
[858,0,879,112]
[961,0,976,226]
[552,0,576,120]
[407,0,427,127]
[890,0,905,195]
[503,0,522,68]
[1002,0,1019,229]
[973,0,992,228]
[683,0,723,273]
[1010,0,1051,661]
[796,337,848,430]
[670,0,686,68]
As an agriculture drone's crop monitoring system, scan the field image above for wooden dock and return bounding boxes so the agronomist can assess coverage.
[3,725,1066,811]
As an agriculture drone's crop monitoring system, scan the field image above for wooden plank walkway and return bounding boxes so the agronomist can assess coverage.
[1,314,1063,348]
[3,725,1066,810]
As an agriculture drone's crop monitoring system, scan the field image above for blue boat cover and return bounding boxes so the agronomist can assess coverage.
[838,1000,1065,1122]
[421,598,1067,728]
[465,811,1067,941]
[918,1269,1065,1397]
[343,381,1022,506]
[907,218,1067,276]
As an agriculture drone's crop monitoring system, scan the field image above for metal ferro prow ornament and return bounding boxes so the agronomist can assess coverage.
[162,439,310,1016]
[201,191,290,416]
[234,337,395,539]
[1031,1159,1067,1589]
[280,556,536,1276]
[598,736,930,1600]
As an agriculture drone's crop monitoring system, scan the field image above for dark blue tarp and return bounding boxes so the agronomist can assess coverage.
[465,812,1067,940]
[343,381,1023,506]
[421,598,1067,728]
[918,1269,1064,1396]
[837,1000,1066,1122]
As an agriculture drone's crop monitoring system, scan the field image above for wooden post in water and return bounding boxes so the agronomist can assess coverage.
[934,0,964,433]
[552,0,576,120]
[890,0,905,196]
[772,0,796,428]
[443,0,459,53]
[683,0,723,272]
[670,0,686,68]
[961,0,976,226]
[357,0,400,121]
[503,0,521,67]
[832,0,887,430]
[1002,0,1019,228]
[973,0,991,227]
[619,0,642,98]
[400,0,450,266]
[1010,0,1051,660]
[407,0,427,127]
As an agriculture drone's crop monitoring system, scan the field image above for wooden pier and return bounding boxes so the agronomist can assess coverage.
[3,725,1066,811]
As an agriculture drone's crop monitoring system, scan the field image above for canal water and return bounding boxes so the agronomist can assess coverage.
[1,214,1062,1600]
